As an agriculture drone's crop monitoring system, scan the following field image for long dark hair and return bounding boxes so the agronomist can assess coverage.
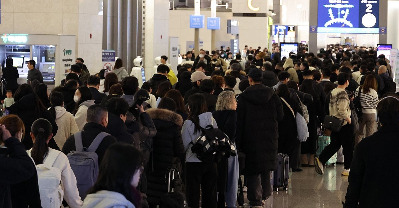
[14,84,46,114]
[165,89,187,114]
[77,86,93,106]
[49,91,64,119]
[89,143,143,207]
[300,79,317,99]
[104,72,119,93]
[31,118,53,165]
[187,93,207,133]
[34,83,50,108]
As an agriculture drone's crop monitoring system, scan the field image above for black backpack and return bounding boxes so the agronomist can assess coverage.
[191,125,237,162]
[353,88,363,119]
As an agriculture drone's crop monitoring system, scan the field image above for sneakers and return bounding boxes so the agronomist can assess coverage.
[341,169,350,176]
[314,157,324,175]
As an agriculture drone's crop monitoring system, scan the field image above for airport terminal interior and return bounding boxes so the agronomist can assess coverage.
[1,0,399,208]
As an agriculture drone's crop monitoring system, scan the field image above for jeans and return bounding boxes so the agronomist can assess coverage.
[319,124,354,169]
[246,171,272,206]
[186,162,217,208]
[225,155,239,208]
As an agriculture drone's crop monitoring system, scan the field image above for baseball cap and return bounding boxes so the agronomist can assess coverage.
[191,71,210,82]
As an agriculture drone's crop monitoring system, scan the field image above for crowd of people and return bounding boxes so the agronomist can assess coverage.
[0,44,399,208]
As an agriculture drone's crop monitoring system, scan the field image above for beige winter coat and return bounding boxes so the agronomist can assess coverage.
[54,106,79,149]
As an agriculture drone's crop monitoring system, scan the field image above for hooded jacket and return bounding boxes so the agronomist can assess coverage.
[113,67,129,82]
[83,190,135,208]
[75,100,96,131]
[53,106,79,149]
[182,112,218,163]
[283,58,299,83]
[236,84,284,173]
[146,108,184,206]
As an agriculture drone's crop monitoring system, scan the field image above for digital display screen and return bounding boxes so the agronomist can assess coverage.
[377,44,393,60]
[317,0,379,34]
[280,43,298,60]
[12,57,24,68]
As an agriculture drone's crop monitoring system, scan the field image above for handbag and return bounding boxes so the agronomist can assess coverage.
[281,97,309,142]
[323,115,343,132]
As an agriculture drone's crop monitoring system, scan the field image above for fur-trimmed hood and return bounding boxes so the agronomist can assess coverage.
[146,108,183,127]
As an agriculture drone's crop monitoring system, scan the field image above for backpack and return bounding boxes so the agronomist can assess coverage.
[67,131,109,199]
[190,125,237,162]
[36,150,63,208]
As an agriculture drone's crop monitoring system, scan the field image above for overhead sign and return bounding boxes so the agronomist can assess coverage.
[1,34,28,44]
[190,15,204,28]
[317,0,379,33]
[207,17,220,30]
[248,0,260,11]
[102,50,116,62]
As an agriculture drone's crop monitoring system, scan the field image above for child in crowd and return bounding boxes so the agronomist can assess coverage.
[3,90,15,111]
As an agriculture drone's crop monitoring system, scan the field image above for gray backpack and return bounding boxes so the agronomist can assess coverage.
[67,131,109,199]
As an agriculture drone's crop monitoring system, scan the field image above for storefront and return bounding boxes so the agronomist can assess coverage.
[0,34,76,87]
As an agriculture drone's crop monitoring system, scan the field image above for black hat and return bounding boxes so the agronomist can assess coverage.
[248,68,262,82]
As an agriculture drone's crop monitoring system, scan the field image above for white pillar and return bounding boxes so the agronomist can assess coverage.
[194,0,201,55]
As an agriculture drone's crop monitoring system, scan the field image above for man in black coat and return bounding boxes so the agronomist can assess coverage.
[87,75,106,104]
[344,96,399,208]
[0,126,41,208]
[236,68,284,206]
[2,58,19,94]
[62,105,117,164]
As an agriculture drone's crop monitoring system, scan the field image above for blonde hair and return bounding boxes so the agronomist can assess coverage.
[216,91,236,111]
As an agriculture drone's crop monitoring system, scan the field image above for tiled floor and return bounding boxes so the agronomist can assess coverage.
[241,164,349,208]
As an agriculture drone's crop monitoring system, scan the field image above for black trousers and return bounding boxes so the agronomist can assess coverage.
[246,171,272,206]
[185,162,218,208]
[319,124,354,169]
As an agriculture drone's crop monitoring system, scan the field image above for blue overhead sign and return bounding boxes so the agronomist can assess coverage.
[207,17,220,30]
[317,0,379,33]
[190,15,204,29]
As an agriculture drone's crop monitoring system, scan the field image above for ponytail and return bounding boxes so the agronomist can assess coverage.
[30,119,53,165]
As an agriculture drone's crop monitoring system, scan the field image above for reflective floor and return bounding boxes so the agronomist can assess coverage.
[242,164,349,208]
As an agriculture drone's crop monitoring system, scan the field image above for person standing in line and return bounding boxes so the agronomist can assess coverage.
[354,75,379,146]
[236,68,284,206]
[27,60,43,84]
[315,73,354,176]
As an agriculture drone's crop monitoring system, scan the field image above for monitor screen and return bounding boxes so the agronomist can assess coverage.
[317,0,379,34]
[377,44,393,60]
[12,57,24,68]
[280,43,298,60]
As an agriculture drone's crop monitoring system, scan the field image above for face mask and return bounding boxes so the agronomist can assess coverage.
[199,54,205,58]
[74,95,80,103]
[221,54,225,58]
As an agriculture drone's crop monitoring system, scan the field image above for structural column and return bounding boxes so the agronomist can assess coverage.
[106,0,114,50]
[194,0,201,55]
[117,0,123,58]
[127,0,133,74]
[308,0,318,53]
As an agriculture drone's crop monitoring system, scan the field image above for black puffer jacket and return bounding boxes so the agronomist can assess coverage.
[8,93,59,150]
[145,108,184,206]
[0,138,41,208]
[236,84,284,174]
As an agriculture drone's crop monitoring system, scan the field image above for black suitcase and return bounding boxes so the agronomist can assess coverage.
[273,153,289,191]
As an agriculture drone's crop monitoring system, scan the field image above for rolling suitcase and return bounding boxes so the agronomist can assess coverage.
[273,153,289,191]
[316,136,337,166]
